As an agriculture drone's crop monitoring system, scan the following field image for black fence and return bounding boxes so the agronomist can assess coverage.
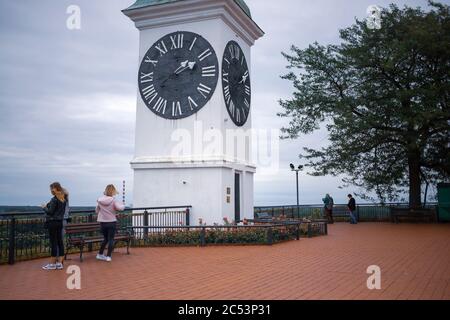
[254,203,438,222]
[0,206,191,265]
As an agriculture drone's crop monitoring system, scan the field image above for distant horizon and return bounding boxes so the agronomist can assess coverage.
[0,200,434,208]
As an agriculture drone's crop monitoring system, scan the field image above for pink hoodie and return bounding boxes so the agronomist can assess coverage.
[96,196,125,223]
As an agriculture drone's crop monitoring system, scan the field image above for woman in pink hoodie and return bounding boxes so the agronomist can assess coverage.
[95,184,125,262]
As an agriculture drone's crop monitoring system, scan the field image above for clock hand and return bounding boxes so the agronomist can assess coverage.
[239,73,249,84]
[174,60,189,74]
[161,60,190,87]
[175,61,196,75]
[188,61,196,70]
[175,66,189,75]
[161,61,197,87]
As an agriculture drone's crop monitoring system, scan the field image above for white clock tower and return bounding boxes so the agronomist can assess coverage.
[123,0,264,225]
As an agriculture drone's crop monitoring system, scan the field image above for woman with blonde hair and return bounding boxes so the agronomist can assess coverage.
[41,182,67,270]
[95,184,125,262]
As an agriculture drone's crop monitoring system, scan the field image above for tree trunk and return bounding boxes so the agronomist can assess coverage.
[408,152,422,208]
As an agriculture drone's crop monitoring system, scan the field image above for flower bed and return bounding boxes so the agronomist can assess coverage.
[131,220,327,248]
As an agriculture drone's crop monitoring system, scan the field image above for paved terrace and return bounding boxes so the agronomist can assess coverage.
[1,223,449,300]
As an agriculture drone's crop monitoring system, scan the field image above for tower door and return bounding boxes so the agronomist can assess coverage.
[235,173,241,222]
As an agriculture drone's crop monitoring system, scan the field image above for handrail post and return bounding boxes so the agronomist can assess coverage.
[296,223,300,241]
[143,210,149,240]
[266,227,273,245]
[200,227,206,247]
[8,218,16,265]
[185,208,190,226]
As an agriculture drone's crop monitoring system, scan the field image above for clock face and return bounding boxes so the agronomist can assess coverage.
[138,31,219,120]
[222,41,251,127]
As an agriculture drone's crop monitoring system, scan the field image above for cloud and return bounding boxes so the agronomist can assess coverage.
[0,0,433,206]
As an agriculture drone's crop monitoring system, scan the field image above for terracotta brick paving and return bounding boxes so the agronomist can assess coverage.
[0,223,449,300]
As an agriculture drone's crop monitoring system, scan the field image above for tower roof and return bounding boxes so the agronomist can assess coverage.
[124,0,252,18]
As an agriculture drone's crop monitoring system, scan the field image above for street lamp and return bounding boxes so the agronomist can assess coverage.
[290,164,304,218]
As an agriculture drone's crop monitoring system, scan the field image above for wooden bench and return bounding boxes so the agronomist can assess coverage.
[65,222,132,262]
[255,212,273,221]
[391,208,436,224]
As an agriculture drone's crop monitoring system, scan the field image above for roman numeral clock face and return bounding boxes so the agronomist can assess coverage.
[222,41,251,127]
[138,31,219,119]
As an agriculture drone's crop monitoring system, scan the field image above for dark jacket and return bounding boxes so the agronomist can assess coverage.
[43,197,66,222]
[348,197,356,211]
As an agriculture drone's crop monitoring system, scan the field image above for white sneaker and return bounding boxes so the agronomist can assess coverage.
[105,256,112,262]
[42,264,57,270]
[55,263,64,270]
[96,254,107,261]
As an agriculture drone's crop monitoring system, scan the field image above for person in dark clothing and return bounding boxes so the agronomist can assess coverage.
[322,194,334,224]
[41,182,67,270]
[347,194,357,224]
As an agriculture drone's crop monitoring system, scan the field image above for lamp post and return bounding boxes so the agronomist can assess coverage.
[290,164,304,218]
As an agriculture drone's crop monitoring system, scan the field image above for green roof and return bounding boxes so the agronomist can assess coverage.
[124,0,252,18]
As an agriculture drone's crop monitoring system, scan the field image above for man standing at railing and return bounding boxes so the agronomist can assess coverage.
[347,194,357,224]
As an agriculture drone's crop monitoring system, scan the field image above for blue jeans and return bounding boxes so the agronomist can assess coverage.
[349,211,357,224]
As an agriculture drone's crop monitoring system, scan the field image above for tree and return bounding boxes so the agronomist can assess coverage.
[279,1,450,207]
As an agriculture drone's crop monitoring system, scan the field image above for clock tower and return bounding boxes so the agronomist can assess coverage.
[123,0,264,224]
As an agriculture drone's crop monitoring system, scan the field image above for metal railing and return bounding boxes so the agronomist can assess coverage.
[254,203,438,222]
[0,206,191,265]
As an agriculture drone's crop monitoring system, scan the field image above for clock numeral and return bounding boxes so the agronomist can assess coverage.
[188,96,198,111]
[142,84,158,103]
[245,85,251,96]
[170,33,184,50]
[229,44,240,60]
[189,37,198,51]
[222,72,229,83]
[202,66,216,77]
[198,49,212,62]
[172,101,182,117]
[241,55,245,66]
[197,83,212,99]
[242,107,248,119]
[140,72,154,84]
[155,41,168,56]
[144,56,158,67]
[228,100,236,117]
[223,85,231,104]
[224,58,230,65]
[153,97,167,114]
[244,99,250,109]
[236,108,241,123]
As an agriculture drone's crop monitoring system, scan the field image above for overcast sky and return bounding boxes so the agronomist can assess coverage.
[0,0,440,206]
